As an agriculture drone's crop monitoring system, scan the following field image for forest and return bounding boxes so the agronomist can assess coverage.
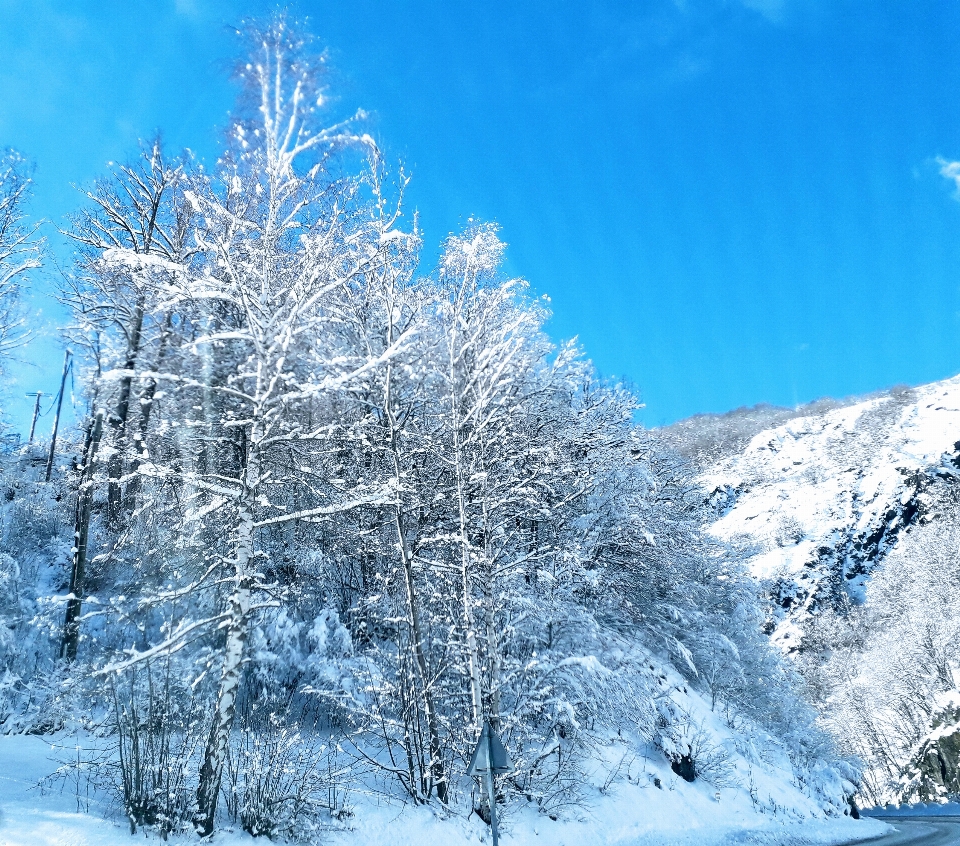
[0,16,895,844]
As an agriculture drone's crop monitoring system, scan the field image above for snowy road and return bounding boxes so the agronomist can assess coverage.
[859,817,960,845]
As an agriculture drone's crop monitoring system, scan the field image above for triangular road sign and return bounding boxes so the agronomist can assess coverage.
[467,721,512,776]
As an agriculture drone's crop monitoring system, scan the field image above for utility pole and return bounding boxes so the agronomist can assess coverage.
[45,350,71,483]
[25,392,42,443]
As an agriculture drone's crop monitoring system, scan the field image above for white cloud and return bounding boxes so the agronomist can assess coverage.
[937,157,960,198]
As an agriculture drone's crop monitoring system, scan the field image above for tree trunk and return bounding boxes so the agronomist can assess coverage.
[107,297,145,524]
[394,505,447,802]
[478,455,502,729]
[383,330,447,802]
[194,439,258,835]
[447,311,484,731]
[60,409,105,661]
[455,447,484,730]
[486,600,502,730]
[124,313,171,513]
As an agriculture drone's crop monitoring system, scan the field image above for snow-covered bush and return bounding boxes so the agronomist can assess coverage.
[656,714,738,787]
[224,705,335,840]
[0,451,73,734]
[108,661,205,837]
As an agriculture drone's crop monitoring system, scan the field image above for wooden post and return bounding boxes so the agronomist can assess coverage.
[45,350,71,482]
[26,392,41,442]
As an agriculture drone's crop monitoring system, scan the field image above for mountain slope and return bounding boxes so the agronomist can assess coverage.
[670,377,960,650]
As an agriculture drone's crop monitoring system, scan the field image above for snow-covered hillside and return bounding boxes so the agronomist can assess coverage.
[685,376,960,649]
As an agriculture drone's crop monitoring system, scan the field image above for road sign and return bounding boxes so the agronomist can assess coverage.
[467,721,512,776]
[468,722,511,846]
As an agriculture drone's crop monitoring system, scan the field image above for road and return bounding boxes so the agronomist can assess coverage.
[858,816,960,846]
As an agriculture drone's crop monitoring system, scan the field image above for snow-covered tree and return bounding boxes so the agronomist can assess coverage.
[0,149,41,361]
[1,15,861,838]
[62,139,193,524]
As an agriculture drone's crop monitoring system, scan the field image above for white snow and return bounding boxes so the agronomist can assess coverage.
[0,733,888,846]
[699,375,960,642]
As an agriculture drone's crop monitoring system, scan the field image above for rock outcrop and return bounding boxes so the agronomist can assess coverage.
[900,697,960,803]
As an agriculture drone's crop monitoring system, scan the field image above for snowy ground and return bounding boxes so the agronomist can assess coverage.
[0,735,888,846]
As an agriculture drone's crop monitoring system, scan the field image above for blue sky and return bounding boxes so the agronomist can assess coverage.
[3,0,960,433]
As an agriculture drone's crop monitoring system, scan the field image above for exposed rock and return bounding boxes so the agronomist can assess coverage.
[670,752,696,783]
[899,697,960,804]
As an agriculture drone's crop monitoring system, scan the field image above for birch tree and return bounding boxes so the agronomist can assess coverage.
[150,22,401,834]
[72,19,409,836]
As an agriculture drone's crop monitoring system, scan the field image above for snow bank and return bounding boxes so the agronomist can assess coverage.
[0,735,887,846]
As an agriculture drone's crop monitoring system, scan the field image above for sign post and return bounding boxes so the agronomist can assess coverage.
[467,721,512,846]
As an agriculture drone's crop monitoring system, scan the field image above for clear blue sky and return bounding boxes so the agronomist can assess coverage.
[3,0,960,433]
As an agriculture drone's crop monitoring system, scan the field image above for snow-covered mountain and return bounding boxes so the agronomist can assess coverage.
[667,375,960,651]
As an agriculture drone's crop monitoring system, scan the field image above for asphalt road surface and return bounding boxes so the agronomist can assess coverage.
[859,817,960,846]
